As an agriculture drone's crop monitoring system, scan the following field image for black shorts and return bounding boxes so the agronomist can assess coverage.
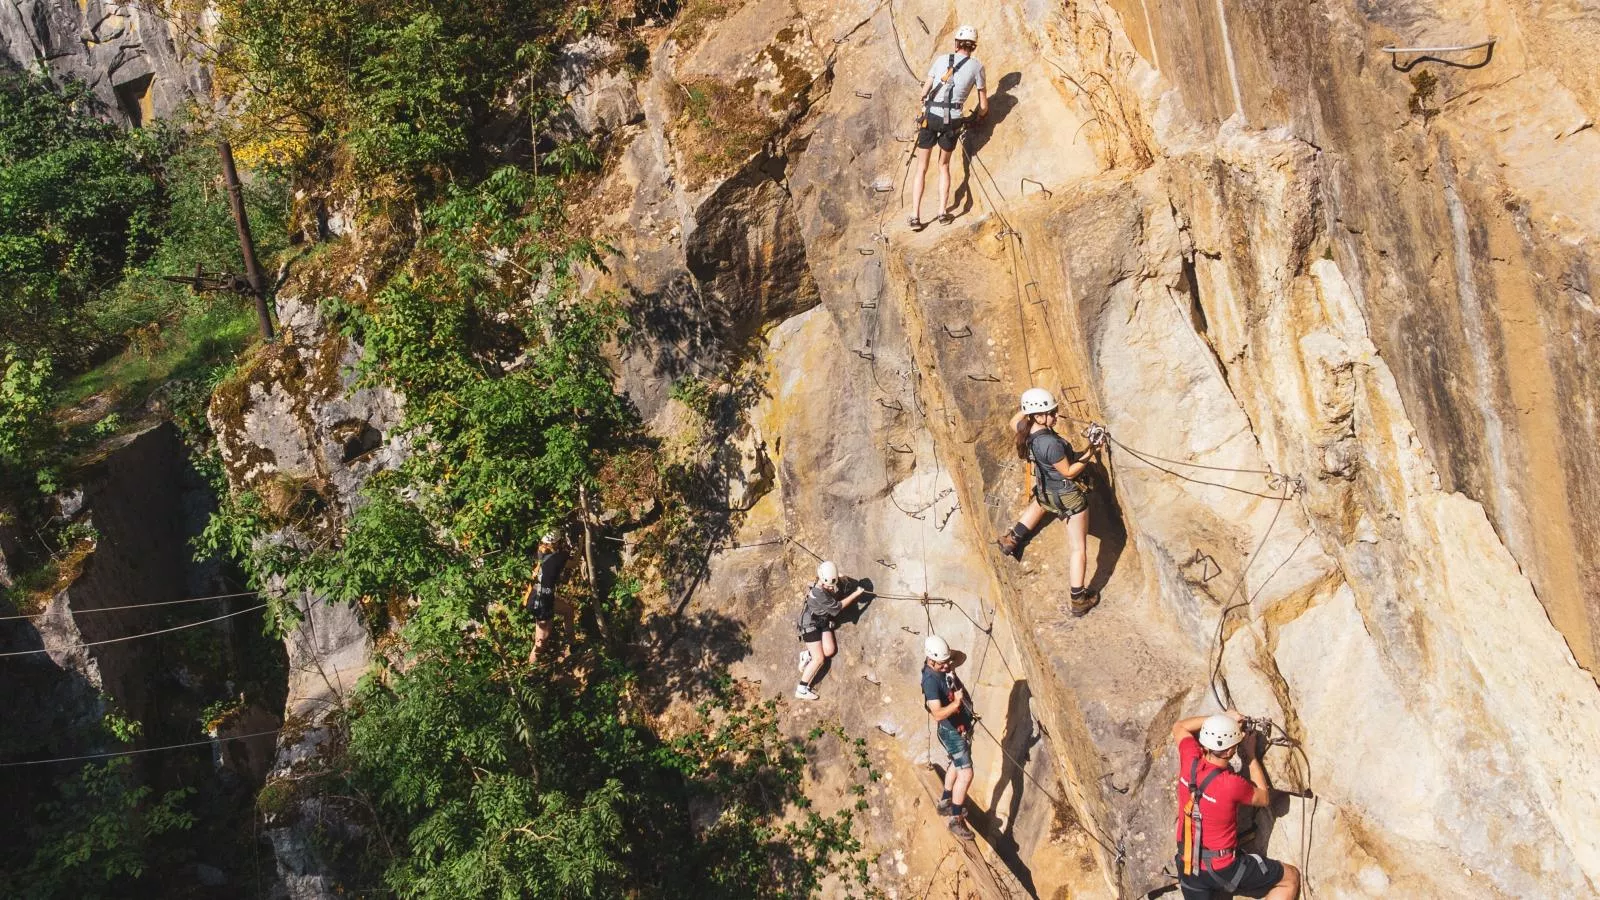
[526,588,555,623]
[1177,853,1285,899]
[916,117,963,152]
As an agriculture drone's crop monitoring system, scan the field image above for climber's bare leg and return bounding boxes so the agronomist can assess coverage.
[1066,508,1090,588]
[910,146,933,222]
[1268,863,1301,900]
[1018,500,1047,532]
[937,147,954,216]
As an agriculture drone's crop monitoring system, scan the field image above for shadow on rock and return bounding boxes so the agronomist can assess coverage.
[951,70,1023,218]
[635,608,753,715]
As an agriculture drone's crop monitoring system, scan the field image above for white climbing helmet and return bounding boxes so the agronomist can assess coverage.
[1020,387,1058,414]
[925,635,952,662]
[541,532,560,545]
[954,24,978,43]
[1198,714,1244,753]
[817,560,839,584]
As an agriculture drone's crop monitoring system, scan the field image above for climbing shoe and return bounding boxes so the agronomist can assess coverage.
[1069,590,1100,617]
[947,817,975,840]
[996,532,1021,559]
[794,684,820,701]
[935,797,954,816]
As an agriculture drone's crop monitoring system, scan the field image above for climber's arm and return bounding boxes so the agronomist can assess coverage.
[1053,442,1097,480]
[1241,735,1273,807]
[1171,715,1210,743]
[927,690,966,722]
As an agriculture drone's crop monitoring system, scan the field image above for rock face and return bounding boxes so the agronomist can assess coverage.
[0,0,208,124]
[209,292,405,899]
[576,0,1600,896]
[220,0,1600,896]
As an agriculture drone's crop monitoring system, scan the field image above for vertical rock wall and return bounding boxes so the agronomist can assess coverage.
[219,0,1600,895]
[579,0,1600,896]
[0,0,208,124]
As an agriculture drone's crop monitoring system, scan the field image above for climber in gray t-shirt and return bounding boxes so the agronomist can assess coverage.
[908,24,988,231]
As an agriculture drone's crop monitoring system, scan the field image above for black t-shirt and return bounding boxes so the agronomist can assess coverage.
[535,546,570,594]
[921,664,971,732]
[1029,429,1079,494]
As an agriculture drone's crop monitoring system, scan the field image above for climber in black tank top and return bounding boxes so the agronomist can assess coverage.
[996,388,1105,616]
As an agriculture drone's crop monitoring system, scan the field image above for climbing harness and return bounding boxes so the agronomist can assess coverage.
[1177,756,1233,876]
[920,53,972,128]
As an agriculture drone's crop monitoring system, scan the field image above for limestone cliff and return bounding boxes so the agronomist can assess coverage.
[213,0,1600,896]
[577,0,1600,896]
[0,0,208,124]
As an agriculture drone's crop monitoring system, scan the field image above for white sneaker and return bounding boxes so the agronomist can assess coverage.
[794,684,819,701]
[798,649,813,673]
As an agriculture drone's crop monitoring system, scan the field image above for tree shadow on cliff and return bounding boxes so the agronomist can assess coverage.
[634,608,753,715]
[950,71,1023,221]
[626,274,729,387]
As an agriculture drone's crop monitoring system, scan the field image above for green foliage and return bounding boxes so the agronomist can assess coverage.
[6,708,196,900]
[669,375,716,419]
[212,0,597,180]
[12,759,195,899]
[0,72,163,365]
[201,159,875,895]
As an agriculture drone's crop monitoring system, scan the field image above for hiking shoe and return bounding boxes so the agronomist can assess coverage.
[794,684,819,701]
[996,532,1021,559]
[947,817,974,840]
[798,649,813,674]
[907,215,927,231]
[1070,591,1100,617]
[935,797,954,816]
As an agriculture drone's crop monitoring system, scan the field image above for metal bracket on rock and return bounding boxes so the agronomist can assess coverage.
[1265,473,1307,497]
[877,397,905,411]
[1025,281,1044,304]
[942,324,973,339]
[914,15,929,34]
[1100,771,1130,794]
[853,348,876,361]
[1381,37,1496,71]
[887,442,914,454]
[967,373,1001,383]
[858,247,876,255]
[875,558,898,569]
[1020,177,1053,197]
[854,90,873,99]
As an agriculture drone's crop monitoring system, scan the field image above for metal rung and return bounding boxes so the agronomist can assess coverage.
[943,324,973,338]
[1381,38,1495,54]
[888,443,914,454]
[878,398,904,411]
[855,90,873,99]
[967,373,1001,383]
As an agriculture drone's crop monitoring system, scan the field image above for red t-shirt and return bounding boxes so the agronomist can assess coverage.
[1174,736,1255,860]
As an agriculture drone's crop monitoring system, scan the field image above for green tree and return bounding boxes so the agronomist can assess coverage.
[0,72,162,364]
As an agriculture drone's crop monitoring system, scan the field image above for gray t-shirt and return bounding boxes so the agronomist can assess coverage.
[1029,429,1080,495]
[923,52,986,122]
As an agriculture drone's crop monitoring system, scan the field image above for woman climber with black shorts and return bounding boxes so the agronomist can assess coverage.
[996,388,1104,616]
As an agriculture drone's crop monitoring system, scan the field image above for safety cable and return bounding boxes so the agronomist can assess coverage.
[1206,513,1308,711]
[973,718,1126,868]
[0,590,261,621]
[0,603,269,658]
[0,729,282,767]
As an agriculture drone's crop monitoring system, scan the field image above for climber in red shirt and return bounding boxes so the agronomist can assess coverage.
[1170,711,1300,899]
